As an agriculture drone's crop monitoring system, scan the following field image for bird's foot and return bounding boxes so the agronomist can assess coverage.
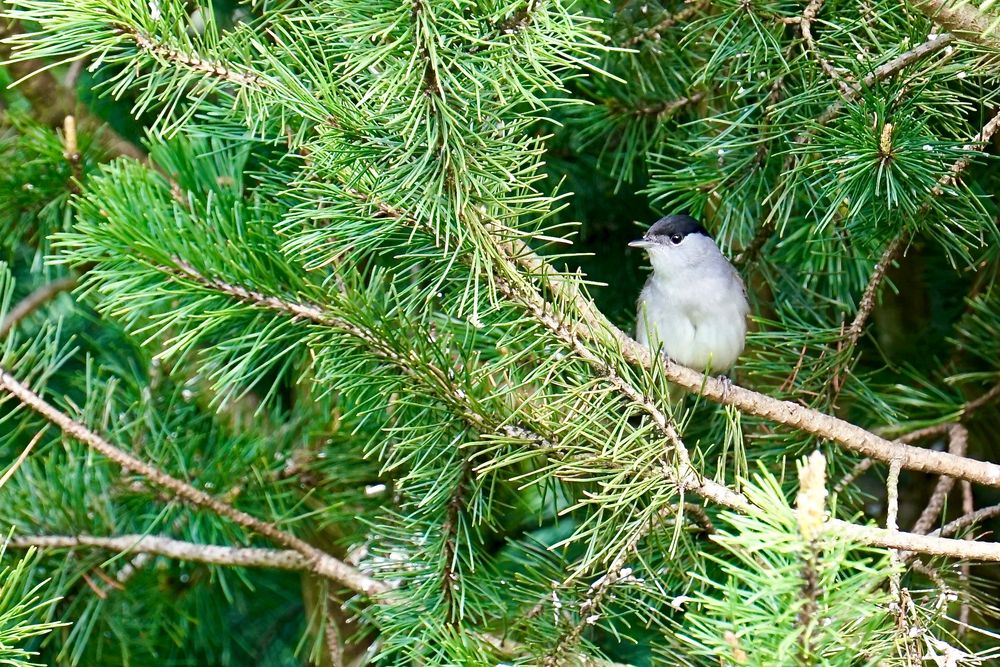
[716,374,734,401]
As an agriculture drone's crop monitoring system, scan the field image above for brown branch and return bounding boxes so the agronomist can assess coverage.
[605,92,705,119]
[799,0,856,97]
[0,370,388,597]
[912,0,1000,47]
[929,502,1000,539]
[911,425,967,535]
[959,479,974,632]
[336,180,1000,495]
[529,270,1000,488]
[5,534,318,573]
[962,380,1000,417]
[833,457,874,493]
[846,234,906,345]
[622,2,706,48]
[0,276,77,339]
[125,29,264,88]
[161,259,1000,562]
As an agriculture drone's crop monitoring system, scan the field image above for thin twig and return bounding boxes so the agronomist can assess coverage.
[959,479,974,633]
[833,457,873,494]
[799,0,856,97]
[5,534,318,573]
[886,459,902,575]
[930,502,1000,539]
[0,426,47,489]
[962,380,1000,417]
[846,234,907,345]
[911,425,966,535]
[931,108,1000,198]
[0,276,77,339]
[622,2,706,48]
[0,371,388,597]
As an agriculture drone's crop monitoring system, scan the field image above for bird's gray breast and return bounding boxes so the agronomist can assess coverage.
[636,268,748,371]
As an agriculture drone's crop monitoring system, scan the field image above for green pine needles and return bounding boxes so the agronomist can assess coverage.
[1,0,1000,665]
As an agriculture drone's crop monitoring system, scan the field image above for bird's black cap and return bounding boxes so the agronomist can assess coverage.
[628,215,710,249]
[646,214,710,241]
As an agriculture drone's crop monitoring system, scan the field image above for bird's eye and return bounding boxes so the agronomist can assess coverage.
[669,234,684,245]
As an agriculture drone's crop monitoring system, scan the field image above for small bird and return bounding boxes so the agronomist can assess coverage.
[630,214,749,373]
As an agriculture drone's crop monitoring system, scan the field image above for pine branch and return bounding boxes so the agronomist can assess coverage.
[929,502,1000,539]
[337,157,1000,496]
[411,0,444,98]
[490,231,1000,488]
[466,1,547,54]
[0,370,388,597]
[122,27,264,87]
[166,239,1000,564]
[735,32,957,268]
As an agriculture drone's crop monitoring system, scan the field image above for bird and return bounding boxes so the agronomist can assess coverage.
[629,214,749,374]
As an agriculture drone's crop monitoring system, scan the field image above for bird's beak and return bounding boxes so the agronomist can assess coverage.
[628,239,654,249]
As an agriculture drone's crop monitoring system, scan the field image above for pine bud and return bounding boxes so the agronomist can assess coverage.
[796,451,828,541]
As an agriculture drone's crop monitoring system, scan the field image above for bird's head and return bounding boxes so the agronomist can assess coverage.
[628,214,719,275]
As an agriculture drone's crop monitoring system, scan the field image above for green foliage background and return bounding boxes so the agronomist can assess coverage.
[0,0,999,664]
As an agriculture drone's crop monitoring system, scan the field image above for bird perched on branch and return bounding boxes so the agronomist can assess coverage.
[630,214,749,374]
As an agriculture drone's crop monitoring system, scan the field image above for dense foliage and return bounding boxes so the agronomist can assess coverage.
[1,0,1000,664]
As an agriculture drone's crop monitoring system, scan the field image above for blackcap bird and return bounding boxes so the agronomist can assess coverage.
[630,214,749,373]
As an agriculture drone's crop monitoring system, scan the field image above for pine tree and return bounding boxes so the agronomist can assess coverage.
[1,0,1000,664]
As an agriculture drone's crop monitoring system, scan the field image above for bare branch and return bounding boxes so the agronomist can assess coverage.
[0,370,388,597]
[929,502,1000,539]
[846,234,906,346]
[0,276,77,339]
[622,2,706,48]
[5,534,315,573]
[911,425,967,535]
[800,0,856,97]
[962,380,1000,417]
[833,457,874,494]
[912,0,1000,47]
